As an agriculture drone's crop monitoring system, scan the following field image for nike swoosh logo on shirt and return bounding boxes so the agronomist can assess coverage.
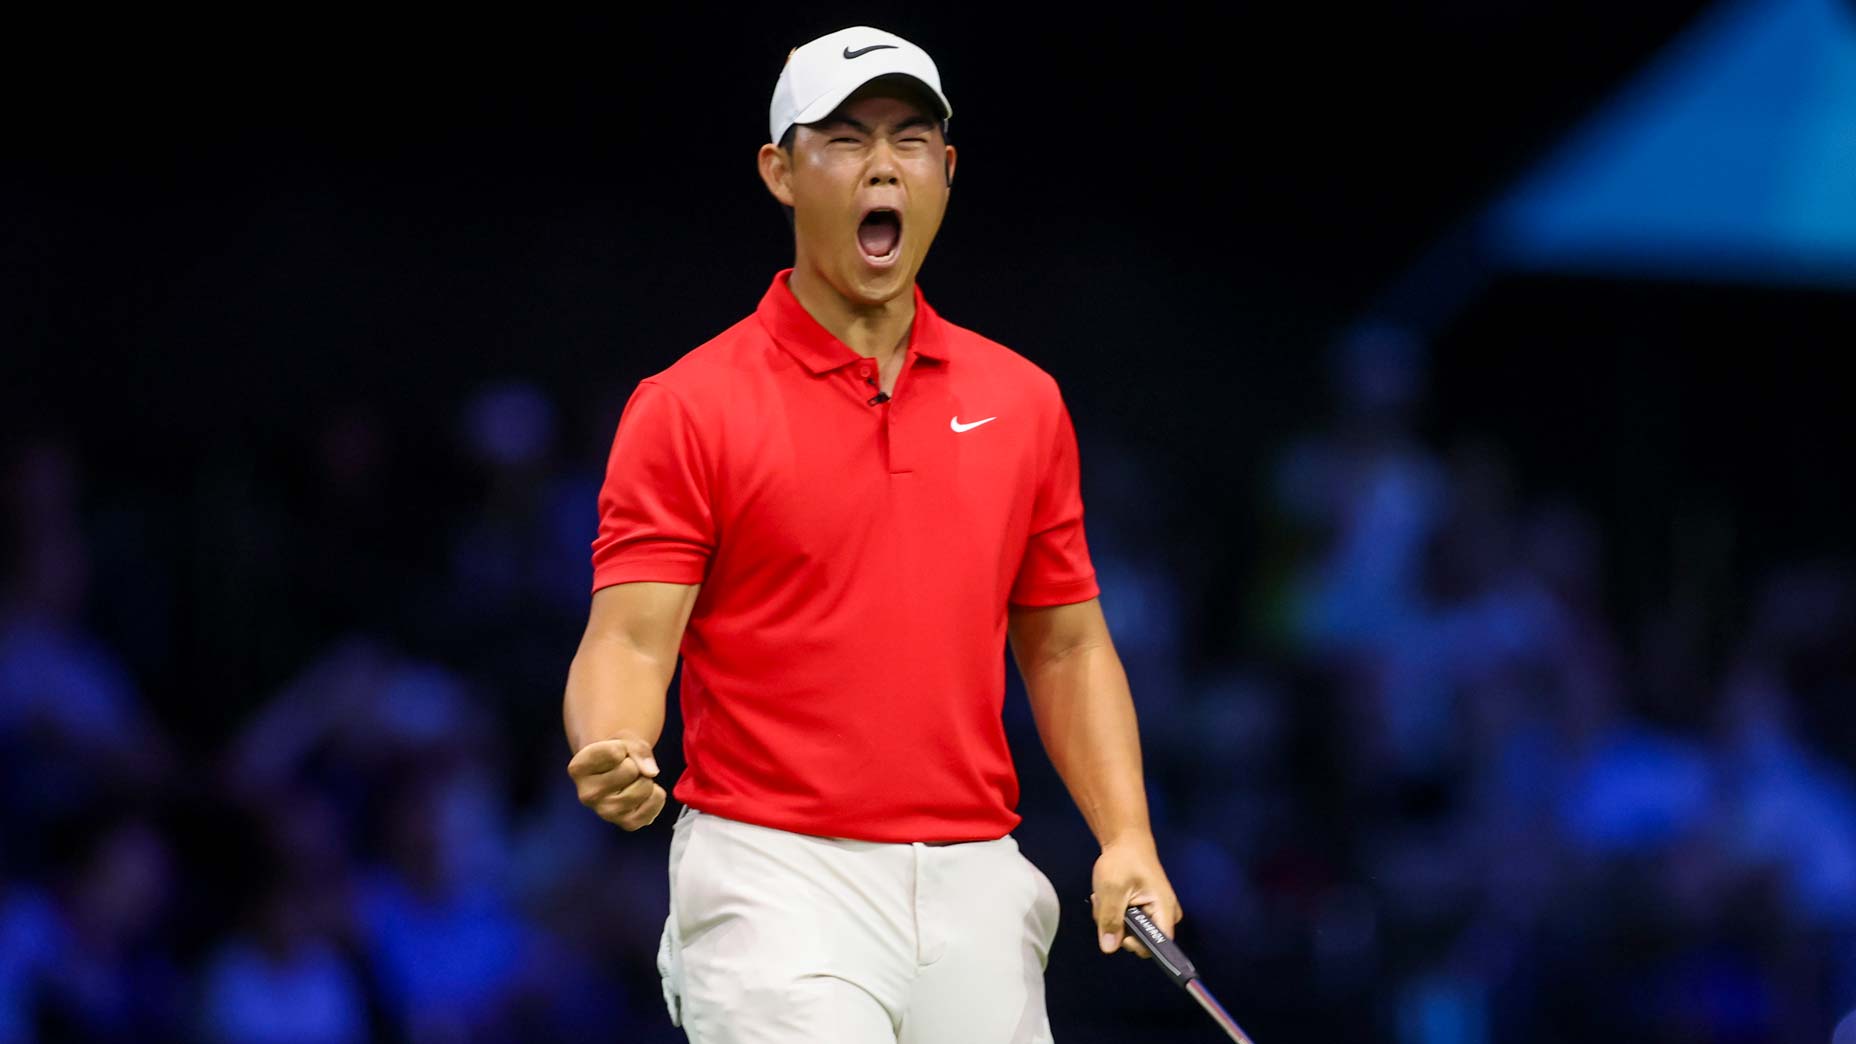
[843,44,899,59]
[950,416,997,433]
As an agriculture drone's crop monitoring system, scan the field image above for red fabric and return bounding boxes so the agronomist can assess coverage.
[591,270,1098,842]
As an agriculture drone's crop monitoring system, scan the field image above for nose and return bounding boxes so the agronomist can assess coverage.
[866,139,901,186]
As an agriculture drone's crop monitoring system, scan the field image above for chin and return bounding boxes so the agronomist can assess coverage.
[839,257,918,306]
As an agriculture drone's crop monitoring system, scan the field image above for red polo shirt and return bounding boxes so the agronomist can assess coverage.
[590,269,1098,842]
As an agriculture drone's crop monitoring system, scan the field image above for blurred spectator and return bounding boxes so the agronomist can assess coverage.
[432,380,602,773]
[28,813,185,1041]
[1077,435,1189,719]
[0,437,172,856]
[1272,324,1447,662]
[356,763,534,1042]
[1714,565,1856,930]
[0,883,58,1044]
[196,795,373,1044]
[448,380,588,619]
[197,876,370,1044]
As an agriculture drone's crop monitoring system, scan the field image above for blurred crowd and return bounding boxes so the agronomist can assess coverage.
[2,326,1853,1043]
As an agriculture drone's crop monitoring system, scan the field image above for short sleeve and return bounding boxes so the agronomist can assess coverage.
[590,380,715,592]
[1008,395,1100,607]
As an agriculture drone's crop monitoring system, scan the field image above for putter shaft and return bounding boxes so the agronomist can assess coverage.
[1124,906,1257,1044]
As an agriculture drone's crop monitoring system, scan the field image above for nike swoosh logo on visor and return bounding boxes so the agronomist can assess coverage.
[843,44,899,59]
[950,416,997,432]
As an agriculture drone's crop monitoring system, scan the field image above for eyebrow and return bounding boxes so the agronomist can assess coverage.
[815,114,940,136]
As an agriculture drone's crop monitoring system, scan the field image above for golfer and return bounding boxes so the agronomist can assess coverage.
[563,25,1180,1042]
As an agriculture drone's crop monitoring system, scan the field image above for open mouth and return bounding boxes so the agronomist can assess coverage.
[857,208,902,263]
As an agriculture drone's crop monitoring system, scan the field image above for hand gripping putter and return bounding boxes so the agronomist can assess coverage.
[1124,906,1257,1043]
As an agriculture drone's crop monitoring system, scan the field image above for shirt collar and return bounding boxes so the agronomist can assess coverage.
[757,268,952,374]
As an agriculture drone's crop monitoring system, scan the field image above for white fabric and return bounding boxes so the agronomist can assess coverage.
[768,26,953,145]
[658,806,1059,1043]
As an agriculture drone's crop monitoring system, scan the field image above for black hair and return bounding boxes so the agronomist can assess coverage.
[778,125,797,230]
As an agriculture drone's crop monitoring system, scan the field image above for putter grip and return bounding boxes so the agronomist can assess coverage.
[1125,906,1197,986]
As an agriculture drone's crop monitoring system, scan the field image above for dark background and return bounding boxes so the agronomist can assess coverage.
[5,5,1855,1042]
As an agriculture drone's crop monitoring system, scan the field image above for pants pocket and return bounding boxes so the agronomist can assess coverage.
[659,805,701,1028]
[657,914,682,1027]
[1020,851,1061,965]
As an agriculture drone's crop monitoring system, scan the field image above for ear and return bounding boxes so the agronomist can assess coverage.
[758,142,796,207]
[943,143,957,189]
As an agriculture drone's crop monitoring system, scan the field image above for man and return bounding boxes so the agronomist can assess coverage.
[563,25,1180,1042]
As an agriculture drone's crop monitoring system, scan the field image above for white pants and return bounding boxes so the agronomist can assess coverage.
[657,806,1061,1043]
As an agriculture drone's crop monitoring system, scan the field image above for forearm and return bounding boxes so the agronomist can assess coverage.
[1022,642,1155,850]
[562,631,674,754]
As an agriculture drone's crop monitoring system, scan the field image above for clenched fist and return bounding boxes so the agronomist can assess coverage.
[567,731,667,830]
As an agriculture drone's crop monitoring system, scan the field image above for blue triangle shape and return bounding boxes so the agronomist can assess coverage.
[1489,0,1856,286]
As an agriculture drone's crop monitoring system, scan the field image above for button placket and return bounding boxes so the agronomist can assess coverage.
[859,362,888,407]
[886,353,921,474]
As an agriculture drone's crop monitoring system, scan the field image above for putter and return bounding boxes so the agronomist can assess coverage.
[1124,906,1256,1044]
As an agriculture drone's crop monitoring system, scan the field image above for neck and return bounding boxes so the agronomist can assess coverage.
[787,260,915,365]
